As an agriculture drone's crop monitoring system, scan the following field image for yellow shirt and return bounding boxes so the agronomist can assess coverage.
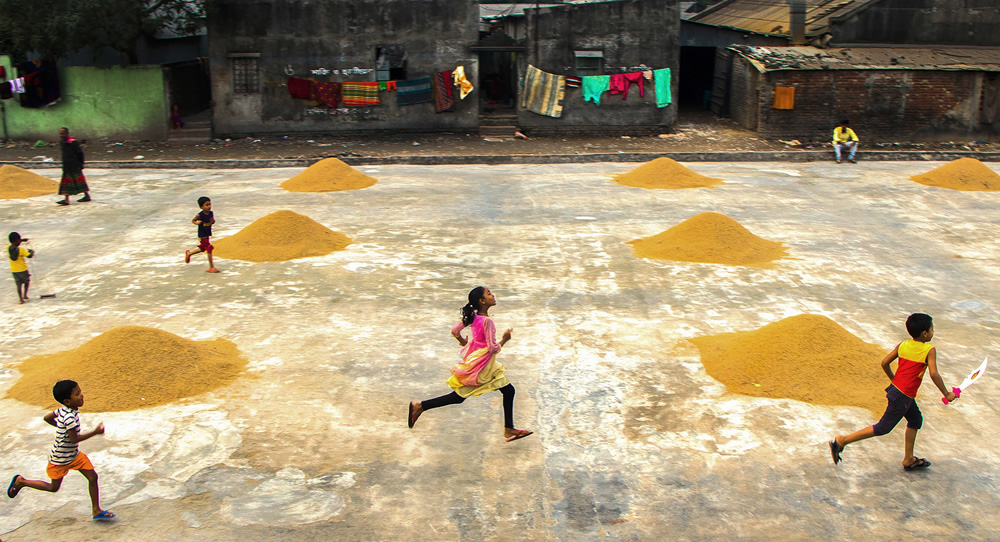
[833,127,858,144]
[8,245,29,273]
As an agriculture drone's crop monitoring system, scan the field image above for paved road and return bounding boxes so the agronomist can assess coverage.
[2,162,999,540]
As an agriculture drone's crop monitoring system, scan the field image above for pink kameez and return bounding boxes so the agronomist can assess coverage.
[446,315,510,398]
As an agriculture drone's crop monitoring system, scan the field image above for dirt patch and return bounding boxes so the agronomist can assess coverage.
[6,326,247,412]
[627,212,787,267]
[0,164,58,199]
[281,157,377,192]
[689,314,888,414]
[613,157,722,189]
[910,158,1000,191]
[213,210,352,262]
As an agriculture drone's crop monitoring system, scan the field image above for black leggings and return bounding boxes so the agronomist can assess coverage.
[421,383,516,428]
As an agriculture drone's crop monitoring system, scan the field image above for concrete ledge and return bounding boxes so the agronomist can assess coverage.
[4,150,1000,169]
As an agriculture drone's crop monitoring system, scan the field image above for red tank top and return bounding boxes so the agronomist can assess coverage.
[892,339,934,398]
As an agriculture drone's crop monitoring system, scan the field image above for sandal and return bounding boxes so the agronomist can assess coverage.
[505,429,533,443]
[903,457,931,471]
[829,440,844,465]
[7,474,21,498]
[408,402,422,428]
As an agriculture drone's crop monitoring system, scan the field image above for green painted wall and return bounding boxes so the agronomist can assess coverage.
[0,57,168,141]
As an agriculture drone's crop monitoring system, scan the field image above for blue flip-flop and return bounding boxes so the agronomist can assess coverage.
[7,474,21,499]
[93,510,116,520]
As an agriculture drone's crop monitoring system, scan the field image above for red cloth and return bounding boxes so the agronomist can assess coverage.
[432,70,454,113]
[608,74,627,96]
[287,77,313,99]
[623,72,644,99]
[312,82,342,107]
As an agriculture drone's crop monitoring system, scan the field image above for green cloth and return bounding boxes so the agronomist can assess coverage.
[654,68,671,108]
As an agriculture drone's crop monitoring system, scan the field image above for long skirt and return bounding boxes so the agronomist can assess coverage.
[59,173,89,195]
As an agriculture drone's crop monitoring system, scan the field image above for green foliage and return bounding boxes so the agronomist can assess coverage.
[0,0,205,64]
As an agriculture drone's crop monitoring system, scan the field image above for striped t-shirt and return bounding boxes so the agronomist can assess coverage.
[49,406,80,465]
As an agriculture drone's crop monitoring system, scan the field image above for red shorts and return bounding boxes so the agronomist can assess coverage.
[46,452,94,479]
[198,238,214,253]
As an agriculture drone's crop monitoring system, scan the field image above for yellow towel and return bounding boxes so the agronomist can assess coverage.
[453,66,474,99]
[773,86,795,110]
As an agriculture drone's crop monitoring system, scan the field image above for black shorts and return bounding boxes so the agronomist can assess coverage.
[872,384,923,435]
[12,271,29,286]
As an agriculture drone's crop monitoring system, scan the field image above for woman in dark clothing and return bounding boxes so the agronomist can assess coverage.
[57,127,90,206]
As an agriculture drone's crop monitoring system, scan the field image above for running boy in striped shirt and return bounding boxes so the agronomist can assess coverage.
[6,380,115,520]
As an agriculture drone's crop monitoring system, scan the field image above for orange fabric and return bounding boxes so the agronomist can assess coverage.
[773,86,795,110]
[46,452,93,479]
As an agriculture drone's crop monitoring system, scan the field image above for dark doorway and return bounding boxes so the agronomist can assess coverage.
[678,46,717,110]
[478,51,518,114]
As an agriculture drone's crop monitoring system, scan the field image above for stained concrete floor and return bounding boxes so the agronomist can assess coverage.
[1,161,1000,541]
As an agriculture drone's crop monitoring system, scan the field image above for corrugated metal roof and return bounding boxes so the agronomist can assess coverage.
[692,0,869,37]
[729,45,1000,72]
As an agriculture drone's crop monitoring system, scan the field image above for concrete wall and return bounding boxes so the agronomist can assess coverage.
[0,57,167,141]
[519,0,678,135]
[831,0,1000,46]
[732,56,990,141]
[208,0,480,136]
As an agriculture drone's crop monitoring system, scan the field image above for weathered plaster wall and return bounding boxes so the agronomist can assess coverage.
[0,57,167,141]
[831,0,1000,46]
[519,0,678,134]
[208,0,480,136]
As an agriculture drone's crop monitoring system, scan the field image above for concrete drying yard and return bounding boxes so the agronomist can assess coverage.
[2,161,999,541]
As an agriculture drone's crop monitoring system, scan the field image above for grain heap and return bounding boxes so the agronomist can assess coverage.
[0,164,58,199]
[627,212,787,267]
[689,314,887,413]
[213,210,352,262]
[910,158,1000,191]
[6,326,247,412]
[613,157,722,189]
[281,157,377,192]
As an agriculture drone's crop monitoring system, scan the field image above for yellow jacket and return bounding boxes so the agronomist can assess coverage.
[833,126,858,144]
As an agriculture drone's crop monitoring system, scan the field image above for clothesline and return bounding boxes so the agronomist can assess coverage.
[287,65,474,112]
[521,64,672,118]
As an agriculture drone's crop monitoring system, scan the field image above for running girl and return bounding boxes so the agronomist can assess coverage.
[409,286,533,442]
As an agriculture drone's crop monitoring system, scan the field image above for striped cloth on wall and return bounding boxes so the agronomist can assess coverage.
[397,76,433,105]
[431,70,455,112]
[341,82,380,106]
[520,65,565,118]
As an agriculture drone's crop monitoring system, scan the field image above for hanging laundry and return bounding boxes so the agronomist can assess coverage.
[642,70,653,81]
[565,76,582,89]
[452,66,474,99]
[287,77,313,99]
[312,82,342,107]
[387,81,397,91]
[653,68,672,108]
[15,59,59,107]
[581,75,610,106]
[431,70,454,113]
[0,66,5,79]
[340,82,380,106]
[396,76,432,105]
[520,65,565,118]
[622,72,644,99]
[0,81,10,100]
[608,73,626,96]
[10,77,25,93]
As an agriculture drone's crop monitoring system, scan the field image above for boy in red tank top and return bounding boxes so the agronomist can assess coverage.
[829,313,958,470]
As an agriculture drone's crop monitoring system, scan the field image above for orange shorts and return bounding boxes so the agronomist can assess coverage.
[46,452,94,479]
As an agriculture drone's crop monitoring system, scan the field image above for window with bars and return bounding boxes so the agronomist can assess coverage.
[574,51,603,76]
[229,54,260,94]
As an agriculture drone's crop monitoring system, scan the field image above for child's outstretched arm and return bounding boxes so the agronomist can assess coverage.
[926,348,958,402]
[68,422,105,444]
[880,344,900,381]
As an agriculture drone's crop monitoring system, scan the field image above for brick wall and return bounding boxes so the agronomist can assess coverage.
[751,69,984,142]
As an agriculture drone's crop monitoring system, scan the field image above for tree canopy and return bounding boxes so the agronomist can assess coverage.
[0,0,205,64]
